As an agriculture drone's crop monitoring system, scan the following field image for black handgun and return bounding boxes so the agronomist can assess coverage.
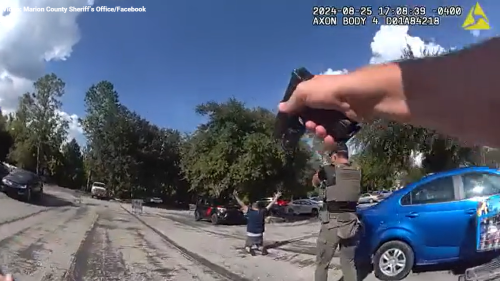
[274,67,361,152]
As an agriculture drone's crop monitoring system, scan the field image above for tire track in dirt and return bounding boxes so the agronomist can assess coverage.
[121,205,251,281]
[155,214,344,271]
[160,214,319,256]
[0,208,54,226]
[65,212,128,281]
[0,206,98,280]
[68,206,229,281]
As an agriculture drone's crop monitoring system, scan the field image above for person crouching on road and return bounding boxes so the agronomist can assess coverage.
[313,143,362,281]
[233,190,282,256]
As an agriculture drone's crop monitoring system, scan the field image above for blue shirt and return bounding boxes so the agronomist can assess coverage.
[246,208,265,234]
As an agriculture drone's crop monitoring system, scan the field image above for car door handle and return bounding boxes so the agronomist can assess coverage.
[405,212,419,218]
[465,209,476,214]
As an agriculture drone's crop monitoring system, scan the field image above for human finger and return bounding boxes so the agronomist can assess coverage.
[314,126,327,139]
[323,135,336,151]
[0,274,13,281]
[278,82,308,114]
[305,120,317,131]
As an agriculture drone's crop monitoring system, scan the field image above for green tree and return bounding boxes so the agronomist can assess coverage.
[180,98,313,201]
[0,110,14,162]
[82,81,186,201]
[8,74,69,175]
[59,138,85,189]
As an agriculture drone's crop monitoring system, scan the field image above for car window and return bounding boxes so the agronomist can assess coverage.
[462,172,500,199]
[7,170,34,182]
[401,176,455,205]
[293,200,303,205]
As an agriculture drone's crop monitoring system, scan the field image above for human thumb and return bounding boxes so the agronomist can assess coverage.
[5,274,12,281]
[278,89,305,114]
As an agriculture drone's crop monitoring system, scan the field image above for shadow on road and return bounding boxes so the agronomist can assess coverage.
[5,192,75,207]
[279,214,318,224]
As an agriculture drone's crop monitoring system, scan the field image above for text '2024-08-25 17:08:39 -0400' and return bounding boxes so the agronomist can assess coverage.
[311,5,464,26]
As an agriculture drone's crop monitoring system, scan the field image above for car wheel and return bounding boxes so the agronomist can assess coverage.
[373,240,414,281]
[311,208,319,217]
[211,214,219,225]
[287,208,295,215]
[194,211,201,221]
[369,199,374,203]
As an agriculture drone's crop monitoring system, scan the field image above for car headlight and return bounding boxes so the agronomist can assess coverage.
[19,184,27,189]
[217,207,226,212]
[2,178,7,184]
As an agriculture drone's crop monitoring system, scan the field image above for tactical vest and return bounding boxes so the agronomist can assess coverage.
[325,162,361,203]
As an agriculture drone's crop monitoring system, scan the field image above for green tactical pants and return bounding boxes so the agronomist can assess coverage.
[315,212,360,281]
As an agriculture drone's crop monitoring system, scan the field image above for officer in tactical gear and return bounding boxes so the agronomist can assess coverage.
[313,142,361,281]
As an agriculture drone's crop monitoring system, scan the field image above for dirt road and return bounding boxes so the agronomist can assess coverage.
[0,187,466,281]
[0,187,338,281]
[0,188,252,281]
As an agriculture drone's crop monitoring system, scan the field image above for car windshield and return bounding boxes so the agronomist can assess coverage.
[6,170,33,183]
[212,198,238,206]
[93,182,105,188]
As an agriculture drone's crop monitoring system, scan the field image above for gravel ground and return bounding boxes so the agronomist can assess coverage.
[0,188,262,280]
[132,205,472,281]
[0,187,475,281]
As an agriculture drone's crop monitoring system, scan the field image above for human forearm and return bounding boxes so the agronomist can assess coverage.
[400,38,500,146]
[266,197,278,210]
[349,37,500,146]
[234,195,246,207]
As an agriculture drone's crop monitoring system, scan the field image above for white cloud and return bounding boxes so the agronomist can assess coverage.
[57,110,83,142]
[0,0,92,135]
[369,26,445,64]
[322,68,347,75]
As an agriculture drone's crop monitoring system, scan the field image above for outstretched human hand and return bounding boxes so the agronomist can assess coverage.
[274,191,282,199]
[278,65,408,151]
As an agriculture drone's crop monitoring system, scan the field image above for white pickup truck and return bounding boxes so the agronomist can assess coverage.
[91,182,108,200]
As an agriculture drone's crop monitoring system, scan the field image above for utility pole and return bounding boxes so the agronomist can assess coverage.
[36,141,40,175]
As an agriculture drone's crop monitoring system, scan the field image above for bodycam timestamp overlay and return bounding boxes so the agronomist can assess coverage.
[311,5,463,27]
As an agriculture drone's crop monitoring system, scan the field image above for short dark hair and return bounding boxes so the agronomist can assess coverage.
[336,151,349,159]
[332,142,349,159]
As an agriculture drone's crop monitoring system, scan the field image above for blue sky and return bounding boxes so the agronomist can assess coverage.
[46,0,498,137]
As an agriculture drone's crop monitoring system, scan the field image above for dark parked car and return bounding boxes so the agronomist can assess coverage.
[194,197,246,225]
[0,163,10,179]
[1,169,43,201]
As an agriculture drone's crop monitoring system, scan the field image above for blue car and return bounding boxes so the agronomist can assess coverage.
[358,166,500,281]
